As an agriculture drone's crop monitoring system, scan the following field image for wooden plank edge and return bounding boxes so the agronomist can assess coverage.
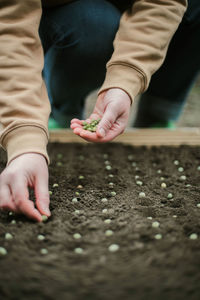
[49,128,200,146]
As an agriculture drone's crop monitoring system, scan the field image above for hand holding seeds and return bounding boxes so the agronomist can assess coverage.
[0,153,51,222]
[70,88,131,142]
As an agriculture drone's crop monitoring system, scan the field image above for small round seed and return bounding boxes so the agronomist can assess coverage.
[74,210,81,214]
[102,209,108,213]
[180,175,186,181]
[37,234,45,241]
[8,212,13,216]
[106,165,112,171]
[154,234,162,240]
[57,153,63,159]
[174,160,179,165]
[161,182,167,188]
[197,166,200,171]
[139,192,146,198]
[108,244,119,252]
[135,167,140,171]
[56,162,62,166]
[104,219,111,224]
[73,233,81,239]
[135,175,140,179]
[108,174,114,178]
[128,155,134,161]
[40,248,48,255]
[167,193,173,199]
[5,233,13,240]
[160,177,165,181]
[104,160,110,165]
[0,247,7,256]
[196,203,200,208]
[152,221,160,228]
[75,192,80,196]
[173,215,177,218]
[11,220,16,225]
[147,216,153,220]
[105,230,114,236]
[178,167,184,172]
[49,191,53,195]
[78,175,85,179]
[72,198,78,203]
[53,183,59,188]
[77,185,83,189]
[74,247,84,254]
[189,233,198,240]
[110,191,116,196]
[186,184,191,187]
[41,215,48,222]
[157,170,162,174]
[101,198,108,203]
[132,162,137,167]
[136,180,143,186]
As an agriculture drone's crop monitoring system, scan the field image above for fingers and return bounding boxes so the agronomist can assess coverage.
[96,105,117,138]
[34,173,51,217]
[0,185,18,212]
[11,180,42,222]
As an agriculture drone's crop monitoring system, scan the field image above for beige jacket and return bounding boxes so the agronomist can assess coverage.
[0,0,187,164]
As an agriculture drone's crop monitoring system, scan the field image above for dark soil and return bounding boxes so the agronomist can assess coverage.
[0,143,200,300]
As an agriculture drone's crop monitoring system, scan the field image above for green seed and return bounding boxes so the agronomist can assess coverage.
[139,192,145,198]
[197,166,200,171]
[189,233,198,240]
[37,234,45,241]
[101,198,108,203]
[53,183,59,188]
[108,174,114,178]
[75,192,80,196]
[135,175,140,179]
[78,175,85,180]
[74,210,81,214]
[180,175,186,181]
[104,219,111,224]
[40,248,48,255]
[77,185,83,189]
[110,191,116,196]
[74,247,84,254]
[106,165,112,170]
[41,215,48,222]
[56,162,62,166]
[73,233,81,239]
[108,244,119,252]
[161,182,167,188]
[105,230,114,236]
[49,191,53,195]
[82,121,88,126]
[152,221,160,228]
[196,203,200,208]
[154,234,162,240]
[79,155,85,161]
[178,167,184,172]
[102,208,108,213]
[160,177,165,181]
[157,170,162,174]
[0,247,7,256]
[167,193,173,199]
[5,233,13,240]
[8,212,13,216]
[136,180,143,186]
[147,217,153,220]
[173,215,177,218]
[11,220,16,225]
[57,153,63,159]
[174,160,179,165]
[186,184,191,187]
[103,154,109,159]
[104,160,110,165]
[72,198,78,203]
[132,162,137,167]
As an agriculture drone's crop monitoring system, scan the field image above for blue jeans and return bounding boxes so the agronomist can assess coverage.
[134,0,200,127]
[39,0,120,127]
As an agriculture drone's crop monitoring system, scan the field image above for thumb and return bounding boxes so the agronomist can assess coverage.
[35,175,51,217]
[97,104,117,138]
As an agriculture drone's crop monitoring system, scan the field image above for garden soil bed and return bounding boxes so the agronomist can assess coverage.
[0,143,200,300]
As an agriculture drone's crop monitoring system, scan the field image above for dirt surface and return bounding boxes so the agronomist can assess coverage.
[0,143,200,300]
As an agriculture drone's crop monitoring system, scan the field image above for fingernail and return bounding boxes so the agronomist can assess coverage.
[99,128,105,137]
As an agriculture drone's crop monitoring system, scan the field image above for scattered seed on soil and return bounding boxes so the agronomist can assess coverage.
[104,161,110,165]
[56,162,62,166]
[72,198,78,203]
[173,215,177,218]
[103,154,108,159]
[77,185,83,189]
[161,183,167,188]
[53,183,59,188]
[154,234,162,240]
[139,192,146,198]
[186,184,191,187]
[74,210,81,214]
[101,198,108,203]
[75,192,80,196]
[74,247,84,254]
[147,217,153,220]
[106,165,112,170]
[160,177,165,181]
[73,233,81,239]
[110,191,116,196]
[197,166,200,171]
[178,167,184,172]
[135,167,140,171]
[102,209,108,213]
[40,248,48,255]
[37,235,45,241]
[49,191,52,195]
[41,215,48,222]
[57,153,63,159]
[128,155,134,161]
[136,180,143,186]
[8,212,13,216]
[132,162,137,167]
[152,221,160,228]
[104,219,111,224]
[135,175,140,179]
[105,230,114,236]
[5,233,13,240]
[180,175,186,181]
[78,175,84,180]
[189,233,198,240]
[0,247,7,256]
[174,160,179,165]
[108,244,119,252]
[167,193,173,199]
[196,203,200,208]
[157,170,162,174]
[108,174,114,178]
[11,220,16,225]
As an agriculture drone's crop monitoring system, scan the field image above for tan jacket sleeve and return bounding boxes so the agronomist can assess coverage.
[99,0,187,102]
[0,0,51,165]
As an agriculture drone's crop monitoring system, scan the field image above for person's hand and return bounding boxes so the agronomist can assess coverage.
[70,88,132,142]
[0,153,51,222]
